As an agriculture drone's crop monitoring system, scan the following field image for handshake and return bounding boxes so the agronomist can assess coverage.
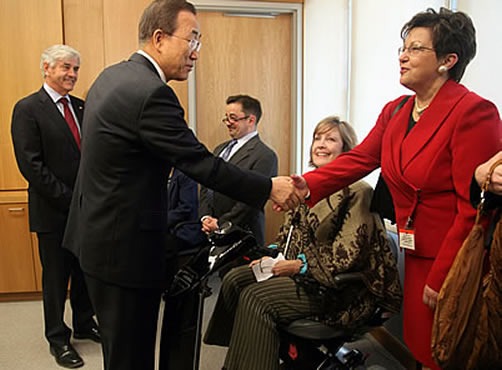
[269,175,310,211]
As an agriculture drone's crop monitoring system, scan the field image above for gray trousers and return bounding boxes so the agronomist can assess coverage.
[204,265,323,370]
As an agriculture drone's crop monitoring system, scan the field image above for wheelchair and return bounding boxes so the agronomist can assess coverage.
[278,228,401,370]
[165,222,395,370]
[164,221,258,370]
[278,273,391,370]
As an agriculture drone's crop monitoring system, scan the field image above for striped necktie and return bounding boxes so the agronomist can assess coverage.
[221,140,237,161]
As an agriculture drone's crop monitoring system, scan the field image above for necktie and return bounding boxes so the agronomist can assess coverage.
[59,98,81,149]
[207,140,238,207]
[220,140,237,161]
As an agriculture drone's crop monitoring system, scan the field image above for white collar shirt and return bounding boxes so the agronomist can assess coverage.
[137,49,167,84]
[221,131,258,161]
[43,82,81,134]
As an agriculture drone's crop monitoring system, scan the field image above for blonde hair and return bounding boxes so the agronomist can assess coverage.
[308,116,357,167]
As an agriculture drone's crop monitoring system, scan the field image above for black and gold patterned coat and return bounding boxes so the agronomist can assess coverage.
[276,181,402,328]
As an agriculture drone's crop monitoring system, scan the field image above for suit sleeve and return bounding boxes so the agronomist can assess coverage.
[217,148,278,225]
[303,99,400,207]
[11,100,73,211]
[167,171,199,230]
[426,98,501,291]
[198,143,224,218]
[198,185,212,218]
[139,85,271,209]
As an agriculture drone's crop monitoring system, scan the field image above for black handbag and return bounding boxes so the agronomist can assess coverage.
[369,96,411,223]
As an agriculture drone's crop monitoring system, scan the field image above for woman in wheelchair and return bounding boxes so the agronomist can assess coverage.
[203,117,402,370]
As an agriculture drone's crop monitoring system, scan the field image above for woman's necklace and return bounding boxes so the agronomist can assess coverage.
[415,99,430,115]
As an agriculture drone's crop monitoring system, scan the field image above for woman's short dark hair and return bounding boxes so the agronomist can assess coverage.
[139,0,196,44]
[401,7,476,83]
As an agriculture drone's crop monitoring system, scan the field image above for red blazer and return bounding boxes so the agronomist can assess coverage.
[304,80,501,291]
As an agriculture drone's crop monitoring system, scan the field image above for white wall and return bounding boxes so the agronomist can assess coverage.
[456,0,502,110]
[303,0,502,180]
[349,0,443,185]
[303,0,348,171]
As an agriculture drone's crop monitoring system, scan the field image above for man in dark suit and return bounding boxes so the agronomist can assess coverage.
[199,94,278,246]
[61,1,300,369]
[11,45,100,369]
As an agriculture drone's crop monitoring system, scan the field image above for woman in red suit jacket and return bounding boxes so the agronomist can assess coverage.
[296,8,501,369]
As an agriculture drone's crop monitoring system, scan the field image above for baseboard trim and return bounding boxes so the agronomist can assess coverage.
[0,291,43,302]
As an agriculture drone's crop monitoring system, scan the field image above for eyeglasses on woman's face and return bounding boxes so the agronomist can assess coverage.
[398,45,435,56]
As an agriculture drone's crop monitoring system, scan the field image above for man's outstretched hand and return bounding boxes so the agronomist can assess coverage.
[270,175,309,212]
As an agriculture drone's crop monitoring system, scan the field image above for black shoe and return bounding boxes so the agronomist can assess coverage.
[74,326,101,343]
[50,344,84,368]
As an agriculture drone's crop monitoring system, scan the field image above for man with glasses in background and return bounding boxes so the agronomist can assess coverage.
[199,95,278,247]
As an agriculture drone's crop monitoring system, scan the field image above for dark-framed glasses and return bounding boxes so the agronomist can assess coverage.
[167,33,201,53]
[222,115,250,124]
[398,45,435,56]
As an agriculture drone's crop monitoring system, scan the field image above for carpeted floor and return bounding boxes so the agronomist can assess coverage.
[0,276,404,370]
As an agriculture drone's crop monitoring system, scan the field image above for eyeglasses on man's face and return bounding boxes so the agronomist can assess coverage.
[222,115,250,124]
[398,45,435,56]
[166,32,201,53]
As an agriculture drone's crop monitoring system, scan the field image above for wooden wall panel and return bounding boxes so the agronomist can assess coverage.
[102,0,188,117]
[102,0,151,66]
[0,203,37,293]
[168,80,189,119]
[195,12,292,173]
[195,12,292,244]
[0,0,63,190]
[63,0,106,99]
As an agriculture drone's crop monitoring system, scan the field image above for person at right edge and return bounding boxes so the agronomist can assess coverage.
[290,8,501,370]
[62,1,300,370]
[468,152,502,368]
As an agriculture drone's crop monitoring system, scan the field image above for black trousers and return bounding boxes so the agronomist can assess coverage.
[37,231,95,346]
[85,273,163,370]
[159,287,201,370]
[85,256,178,370]
[159,248,203,370]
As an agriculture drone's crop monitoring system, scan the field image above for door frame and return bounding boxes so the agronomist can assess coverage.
[190,0,303,174]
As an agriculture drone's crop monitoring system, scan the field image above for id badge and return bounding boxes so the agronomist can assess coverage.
[399,227,415,250]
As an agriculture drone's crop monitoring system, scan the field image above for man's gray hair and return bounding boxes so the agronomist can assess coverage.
[40,45,80,78]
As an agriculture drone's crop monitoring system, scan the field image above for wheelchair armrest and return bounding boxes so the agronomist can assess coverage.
[284,319,348,341]
[333,272,364,288]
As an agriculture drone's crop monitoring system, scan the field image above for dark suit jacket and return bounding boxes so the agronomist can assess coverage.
[199,135,278,245]
[63,53,271,288]
[11,87,83,232]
